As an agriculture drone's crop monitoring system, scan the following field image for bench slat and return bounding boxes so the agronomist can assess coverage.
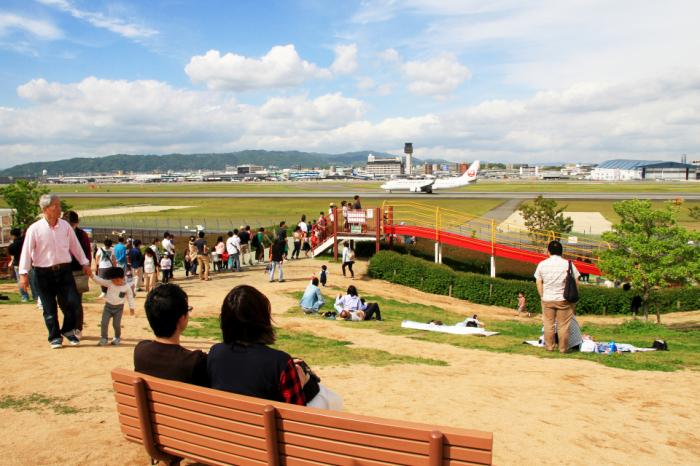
[154,434,267,466]
[278,418,428,455]
[149,391,266,427]
[279,431,426,466]
[281,443,398,466]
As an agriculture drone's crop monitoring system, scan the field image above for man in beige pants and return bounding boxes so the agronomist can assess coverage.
[534,240,579,352]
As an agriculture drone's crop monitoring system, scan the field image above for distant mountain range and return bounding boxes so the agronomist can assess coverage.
[0,150,445,177]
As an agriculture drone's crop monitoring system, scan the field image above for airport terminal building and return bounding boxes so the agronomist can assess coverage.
[590,159,698,181]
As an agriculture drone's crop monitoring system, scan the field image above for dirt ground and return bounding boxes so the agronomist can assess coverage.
[500,210,612,235]
[1,259,699,465]
[77,205,192,217]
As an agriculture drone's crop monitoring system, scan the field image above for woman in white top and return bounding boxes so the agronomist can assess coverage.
[95,238,116,295]
[143,247,159,292]
[341,241,355,279]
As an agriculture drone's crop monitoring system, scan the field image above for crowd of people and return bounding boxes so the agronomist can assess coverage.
[6,192,604,415]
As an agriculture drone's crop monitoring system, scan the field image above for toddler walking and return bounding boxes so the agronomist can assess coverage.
[91,267,135,346]
[319,264,328,287]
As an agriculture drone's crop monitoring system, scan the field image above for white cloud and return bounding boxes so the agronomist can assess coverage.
[403,54,471,96]
[0,13,62,39]
[331,44,358,74]
[2,70,700,169]
[38,0,157,39]
[378,47,400,62]
[185,46,331,91]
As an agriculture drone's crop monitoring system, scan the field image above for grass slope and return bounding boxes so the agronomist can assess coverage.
[289,290,700,372]
[183,316,446,368]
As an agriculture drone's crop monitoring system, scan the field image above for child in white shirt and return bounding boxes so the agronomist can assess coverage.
[160,254,172,283]
[91,267,135,346]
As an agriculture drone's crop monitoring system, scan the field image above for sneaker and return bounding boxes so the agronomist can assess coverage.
[50,338,62,349]
[110,337,121,346]
[73,329,82,340]
[21,297,28,302]
[98,338,108,346]
[64,334,80,346]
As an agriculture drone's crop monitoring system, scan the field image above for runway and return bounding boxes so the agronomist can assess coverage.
[58,191,700,200]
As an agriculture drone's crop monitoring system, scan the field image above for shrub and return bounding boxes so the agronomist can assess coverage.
[368,251,698,315]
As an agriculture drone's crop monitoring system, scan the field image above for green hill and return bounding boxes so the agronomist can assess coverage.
[0,150,442,176]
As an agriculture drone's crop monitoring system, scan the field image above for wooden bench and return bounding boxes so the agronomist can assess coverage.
[112,368,493,465]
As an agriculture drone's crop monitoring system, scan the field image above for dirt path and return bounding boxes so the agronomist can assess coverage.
[0,260,698,465]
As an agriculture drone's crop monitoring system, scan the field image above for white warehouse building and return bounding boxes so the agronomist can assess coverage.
[590,159,698,181]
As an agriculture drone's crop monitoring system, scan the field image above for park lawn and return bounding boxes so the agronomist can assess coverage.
[557,199,700,231]
[183,316,447,368]
[288,292,700,372]
[453,180,700,193]
[34,197,505,231]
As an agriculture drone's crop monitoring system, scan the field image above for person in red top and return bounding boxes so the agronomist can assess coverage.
[19,194,92,349]
[207,285,314,405]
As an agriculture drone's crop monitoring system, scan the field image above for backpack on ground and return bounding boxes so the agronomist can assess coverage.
[652,339,668,351]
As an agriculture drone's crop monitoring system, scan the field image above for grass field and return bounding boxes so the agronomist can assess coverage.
[288,290,700,372]
[559,199,700,230]
[183,317,447,368]
[28,179,700,194]
[17,197,505,230]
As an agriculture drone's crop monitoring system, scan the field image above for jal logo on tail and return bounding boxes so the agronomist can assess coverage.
[467,169,476,177]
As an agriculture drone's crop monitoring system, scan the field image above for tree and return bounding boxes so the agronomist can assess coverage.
[519,195,573,240]
[598,200,700,322]
[0,180,72,230]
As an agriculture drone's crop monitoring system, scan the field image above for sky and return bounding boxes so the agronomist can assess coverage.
[1,0,700,169]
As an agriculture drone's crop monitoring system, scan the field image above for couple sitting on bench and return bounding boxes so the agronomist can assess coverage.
[134,283,342,409]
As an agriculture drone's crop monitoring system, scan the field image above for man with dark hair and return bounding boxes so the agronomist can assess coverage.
[61,211,91,338]
[352,195,362,210]
[113,236,127,270]
[238,225,251,266]
[300,277,325,313]
[194,230,210,280]
[134,283,208,386]
[534,240,580,353]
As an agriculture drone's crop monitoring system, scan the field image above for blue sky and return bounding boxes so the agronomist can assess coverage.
[1,0,699,169]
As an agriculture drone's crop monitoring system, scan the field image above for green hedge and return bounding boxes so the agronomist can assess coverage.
[367,250,699,315]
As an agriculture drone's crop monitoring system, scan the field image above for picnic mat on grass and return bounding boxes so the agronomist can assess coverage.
[523,340,656,352]
[401,320,499,336]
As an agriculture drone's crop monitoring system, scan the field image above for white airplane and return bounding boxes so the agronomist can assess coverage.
[380,160,480,193]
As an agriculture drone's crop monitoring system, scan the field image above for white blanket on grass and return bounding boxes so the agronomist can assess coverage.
[401,320,499,336]
[523,340,656,352]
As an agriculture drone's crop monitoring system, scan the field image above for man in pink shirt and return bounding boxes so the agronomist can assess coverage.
[19,194,93,349]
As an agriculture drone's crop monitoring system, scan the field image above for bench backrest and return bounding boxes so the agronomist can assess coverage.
[112,368,493,465]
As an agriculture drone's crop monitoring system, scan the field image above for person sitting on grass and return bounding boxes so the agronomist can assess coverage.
[134,283,208,386]
[334,285,382,321]
[300,277,325,314]
[90,267,135,346]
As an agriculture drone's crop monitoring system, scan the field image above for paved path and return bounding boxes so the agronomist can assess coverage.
[480,198,522,223]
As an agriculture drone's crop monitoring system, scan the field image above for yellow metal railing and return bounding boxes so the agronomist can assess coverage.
[382,201,610,263]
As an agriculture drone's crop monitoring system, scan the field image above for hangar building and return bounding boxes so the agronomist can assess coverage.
[590,159,698,181]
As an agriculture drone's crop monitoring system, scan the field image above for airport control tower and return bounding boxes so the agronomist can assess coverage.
[404,142,413,176]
